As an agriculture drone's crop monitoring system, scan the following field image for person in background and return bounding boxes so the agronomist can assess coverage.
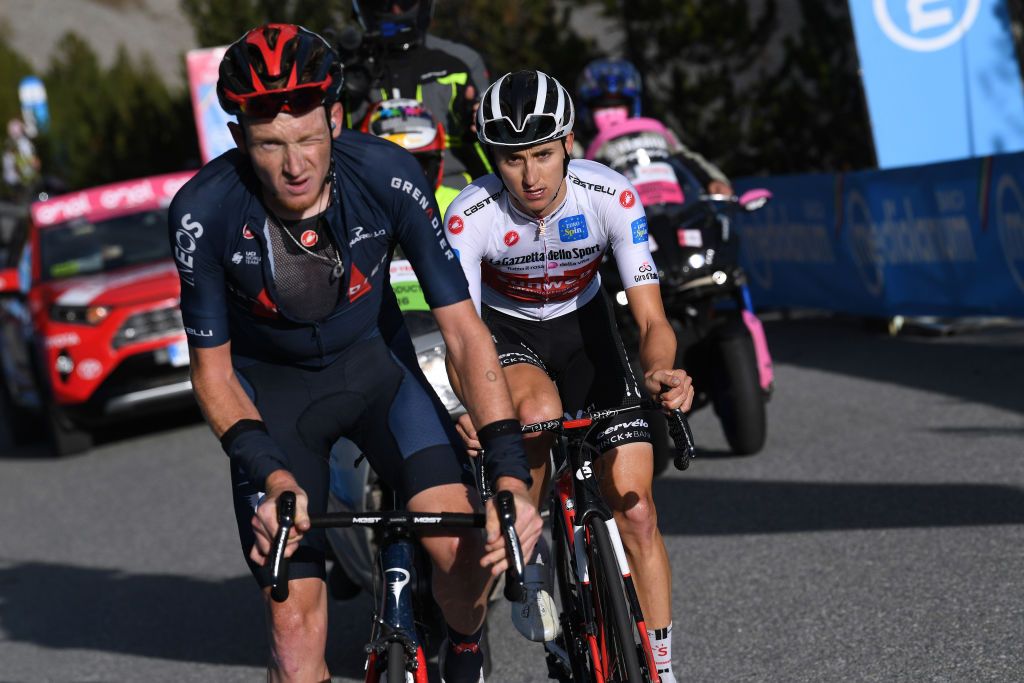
[1,119,41,202]
[577,58,733,196]
[361,97,461,213]
[338,0,492,188]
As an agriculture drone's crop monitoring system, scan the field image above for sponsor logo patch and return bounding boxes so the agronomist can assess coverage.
[504,230,520,247]
[620,190,636,209]
[301,230,318,247]
[558,214,589,242]
[631,216,649,244]
[242,225,255,239]
[448,215,464,234]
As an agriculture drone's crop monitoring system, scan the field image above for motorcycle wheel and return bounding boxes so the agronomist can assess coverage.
[711,329,766,455]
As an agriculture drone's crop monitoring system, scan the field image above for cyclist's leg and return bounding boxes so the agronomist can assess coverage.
[230,358,349,682]
[559,293,674,629]
[343,336,494,645]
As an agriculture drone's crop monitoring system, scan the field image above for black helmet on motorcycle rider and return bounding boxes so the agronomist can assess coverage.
[363,98,446,189]
[352,0,434,48]
[217,24,344,118]
[577,58,642,134]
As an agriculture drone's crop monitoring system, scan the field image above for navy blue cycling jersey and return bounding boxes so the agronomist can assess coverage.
[168,132,469,365]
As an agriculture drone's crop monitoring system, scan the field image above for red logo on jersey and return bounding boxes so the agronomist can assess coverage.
[620,190,636,209]
[301,230,318,247]
[504,230,520,247]
[348,263,372,302]
[242,225,255,239]
[448,215,464,235]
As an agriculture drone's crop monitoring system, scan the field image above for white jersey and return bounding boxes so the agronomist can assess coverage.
[443,159,658,320]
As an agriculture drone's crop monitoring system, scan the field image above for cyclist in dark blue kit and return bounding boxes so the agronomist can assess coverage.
[168,24,540,683]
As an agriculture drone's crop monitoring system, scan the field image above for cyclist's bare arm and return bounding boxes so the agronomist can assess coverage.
[190,342,309,562]
[432,299,542,567]
[433,299,516,433]
[190,342,260,435]
[624,283,693,411]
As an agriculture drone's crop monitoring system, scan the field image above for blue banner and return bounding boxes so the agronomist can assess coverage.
[848,0,1024,168]
[734,152,1024,316]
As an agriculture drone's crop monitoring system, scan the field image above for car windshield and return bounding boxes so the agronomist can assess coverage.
[39,209,170,281]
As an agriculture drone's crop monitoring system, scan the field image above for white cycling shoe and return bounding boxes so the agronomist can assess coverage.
[511,562,561,642]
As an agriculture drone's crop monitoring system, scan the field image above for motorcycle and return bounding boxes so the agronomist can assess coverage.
[587,117,774,455]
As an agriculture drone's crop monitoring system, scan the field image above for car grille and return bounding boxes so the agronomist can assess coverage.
[112,306,183,349]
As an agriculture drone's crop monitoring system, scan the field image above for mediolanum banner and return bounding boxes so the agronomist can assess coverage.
[734,152,1024,317]
[848,0,1024,169]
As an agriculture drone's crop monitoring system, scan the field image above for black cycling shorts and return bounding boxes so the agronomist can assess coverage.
[229,334,474,588]
[481,291,653,453]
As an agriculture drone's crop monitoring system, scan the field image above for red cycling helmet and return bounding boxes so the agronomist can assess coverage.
[217,23,344,118]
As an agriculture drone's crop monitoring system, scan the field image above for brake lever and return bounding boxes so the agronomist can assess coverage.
[495,490,526,603]
[658,383,697,470]
[666,409,696,470]
[270,491,296,602]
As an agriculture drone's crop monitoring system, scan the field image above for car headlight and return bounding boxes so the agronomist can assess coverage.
[416,343,463,412]
[50,304,110,325]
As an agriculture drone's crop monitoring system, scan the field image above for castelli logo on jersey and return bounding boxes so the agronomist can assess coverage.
[448,215,464,235]
[242,225,255,239]
[504,230,520,247]
[301,230,318,247]
[620,190,636,209]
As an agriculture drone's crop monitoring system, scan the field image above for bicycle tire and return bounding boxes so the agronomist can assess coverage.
[386,641,406,683]
[587,517,646,682]
[551,499,594,683]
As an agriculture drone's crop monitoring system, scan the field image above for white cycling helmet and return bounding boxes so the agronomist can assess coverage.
[477,70,575,147]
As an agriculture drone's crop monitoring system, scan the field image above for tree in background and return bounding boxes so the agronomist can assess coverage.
[585,0,874,176]
[0,23,34,133]
[431,1,600,89]
[43,34,198,190]
[183,0,347,47]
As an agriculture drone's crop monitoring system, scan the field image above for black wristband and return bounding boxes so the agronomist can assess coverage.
[220,419,290,490]
[477,419,521,442]
[220,419,268,452]
[478,419,532,488]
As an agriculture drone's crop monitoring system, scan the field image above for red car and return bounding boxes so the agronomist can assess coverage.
[0,171,196,455]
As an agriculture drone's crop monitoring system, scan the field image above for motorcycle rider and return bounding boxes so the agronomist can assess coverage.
[170,25,540,682]
[362,97,461,213]
[339,0,492,188]
[445,69,693,683]
[577,58,734,197]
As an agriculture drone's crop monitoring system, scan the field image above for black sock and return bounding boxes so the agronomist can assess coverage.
[444,624,483,682]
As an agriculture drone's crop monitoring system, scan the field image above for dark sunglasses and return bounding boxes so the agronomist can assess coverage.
[481,112,559,145]
[238,82,330,118]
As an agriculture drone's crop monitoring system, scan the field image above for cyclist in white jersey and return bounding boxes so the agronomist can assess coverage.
[444,70,692,683]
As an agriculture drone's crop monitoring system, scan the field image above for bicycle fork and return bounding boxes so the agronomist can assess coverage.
[365,537,426,683]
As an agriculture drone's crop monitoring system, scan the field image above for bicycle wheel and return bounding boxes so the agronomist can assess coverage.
[386,641,407,683]
[551,500,594,682]
[587,517,646,682]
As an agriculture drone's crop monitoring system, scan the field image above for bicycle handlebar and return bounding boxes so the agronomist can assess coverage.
[520,398,696,470]
[268,490,527,604]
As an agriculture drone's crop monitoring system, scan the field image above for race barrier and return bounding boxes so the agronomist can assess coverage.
[733,151,1024,317]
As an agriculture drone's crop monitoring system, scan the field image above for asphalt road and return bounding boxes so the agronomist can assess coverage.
[1,315,1022,682]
